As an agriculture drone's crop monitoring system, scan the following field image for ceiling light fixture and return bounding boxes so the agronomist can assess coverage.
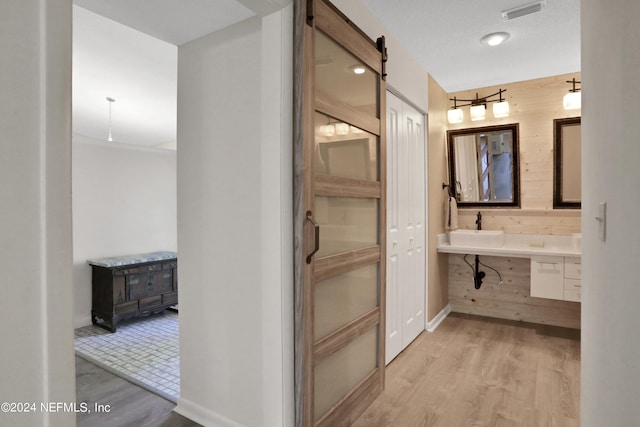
[563,78,581,110]
[350,64,366,75]
[447,89,510,124]
[480,32,511,46]
[106,96,115,142]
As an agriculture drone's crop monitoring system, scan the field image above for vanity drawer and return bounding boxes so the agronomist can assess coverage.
[564,278,582,302]
[565,258,581,279]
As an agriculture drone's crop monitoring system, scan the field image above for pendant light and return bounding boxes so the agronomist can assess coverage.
[106,97,115,141]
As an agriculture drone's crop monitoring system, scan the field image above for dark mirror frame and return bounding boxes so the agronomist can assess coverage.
[447,123,520,208]
[553,116,581,209]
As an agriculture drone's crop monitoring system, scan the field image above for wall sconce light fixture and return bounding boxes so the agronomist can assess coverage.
[470,104,486,121]
[563,78,581,110]
[318,120,364,137]
[334,122,349,135]
[319,124,335,137]
[447,97,464,124]
[447,89,509,124]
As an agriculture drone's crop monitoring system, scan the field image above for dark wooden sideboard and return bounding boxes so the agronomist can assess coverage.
[88,252,177,332]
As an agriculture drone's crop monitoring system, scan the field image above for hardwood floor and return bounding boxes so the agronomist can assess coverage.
[76,313,579,426]
[76,356,200,427]
[353,313,581,427]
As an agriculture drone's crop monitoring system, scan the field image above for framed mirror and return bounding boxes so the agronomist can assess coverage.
[447,123,520,207]
[553,117,581,209]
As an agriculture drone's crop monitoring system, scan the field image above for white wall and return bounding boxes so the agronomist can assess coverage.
[581,1,640,425]
[331,0,429,112]
[72,136,177,327]
[176,5,293,426]
[0,1,76,426]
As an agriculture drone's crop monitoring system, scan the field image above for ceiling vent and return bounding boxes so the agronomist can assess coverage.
[502,0,546,21]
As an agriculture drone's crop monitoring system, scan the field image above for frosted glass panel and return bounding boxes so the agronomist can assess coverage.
[314,263,378,340]
[315,31,378,117]
[314,326,378,421]
[314,111,378,180]
[315,196,378,257]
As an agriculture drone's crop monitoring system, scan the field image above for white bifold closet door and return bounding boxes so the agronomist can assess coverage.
[386,92,426,365]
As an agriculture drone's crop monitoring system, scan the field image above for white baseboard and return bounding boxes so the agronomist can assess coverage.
[426,304,451,332]
[175,397,244,427]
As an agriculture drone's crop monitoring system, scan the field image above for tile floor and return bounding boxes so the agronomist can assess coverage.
[74,310,179,402]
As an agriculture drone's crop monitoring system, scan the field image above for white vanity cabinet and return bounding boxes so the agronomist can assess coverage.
[563,257,582,302]
[530,256,581,302]
[530,256,564,299]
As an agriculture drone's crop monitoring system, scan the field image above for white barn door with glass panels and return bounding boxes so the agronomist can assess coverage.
[386,92,426,365]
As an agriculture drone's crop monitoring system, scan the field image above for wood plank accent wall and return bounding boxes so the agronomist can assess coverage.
[431,73,583,329]
[447,72,582,235]
[448,254,581,329]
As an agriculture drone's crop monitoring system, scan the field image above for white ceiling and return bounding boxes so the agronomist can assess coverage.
[74,0,255,45]
[72,0,580,149]
[361,0,581,92]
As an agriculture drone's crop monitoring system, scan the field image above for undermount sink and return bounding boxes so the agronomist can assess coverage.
[449,229,505,248]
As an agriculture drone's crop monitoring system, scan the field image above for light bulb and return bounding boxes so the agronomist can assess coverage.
[447,108,464,124]
[563,91,581,110]
[470,105,486,121]
[493,101,510,118]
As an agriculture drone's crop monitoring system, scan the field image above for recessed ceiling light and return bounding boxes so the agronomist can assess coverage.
[350,64,366,75]
[480,32,511,46]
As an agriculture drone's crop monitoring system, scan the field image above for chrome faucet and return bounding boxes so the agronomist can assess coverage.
[476,211,482,230]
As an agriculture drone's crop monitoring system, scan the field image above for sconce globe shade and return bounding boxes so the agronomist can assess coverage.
[480,32,510,46]
[319,124,335,137]
[493,101,510,118]
[447,108,464,124]
[563,91,581,110]
[470,104,486,121]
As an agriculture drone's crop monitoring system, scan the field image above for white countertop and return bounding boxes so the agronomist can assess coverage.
[437,232,581,258]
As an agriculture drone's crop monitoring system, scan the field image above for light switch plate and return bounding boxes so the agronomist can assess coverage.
[597,202,607,241]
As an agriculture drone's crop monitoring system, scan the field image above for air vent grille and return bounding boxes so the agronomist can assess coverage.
[502,0,546,21]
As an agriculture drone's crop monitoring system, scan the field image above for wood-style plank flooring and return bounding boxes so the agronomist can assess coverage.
[76,356,200,427]
[353,313,581,427]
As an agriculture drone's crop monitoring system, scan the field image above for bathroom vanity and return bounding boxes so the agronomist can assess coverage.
[530,255,581,302]
[437,232,581,328]
[88,251,178,332]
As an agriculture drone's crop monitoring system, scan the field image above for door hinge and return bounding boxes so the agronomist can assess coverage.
[377,36,388,80]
